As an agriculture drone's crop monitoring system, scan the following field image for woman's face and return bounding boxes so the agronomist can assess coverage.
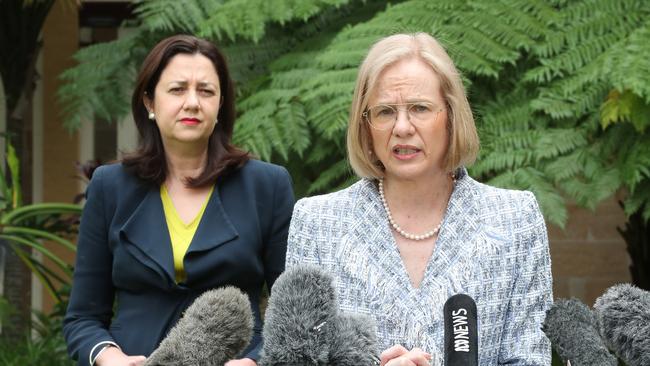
[144,53,221,150]
[367,57,449,182]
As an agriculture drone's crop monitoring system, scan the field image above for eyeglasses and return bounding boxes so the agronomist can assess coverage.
[362,102,444,131]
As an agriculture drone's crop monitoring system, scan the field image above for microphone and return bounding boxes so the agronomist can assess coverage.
[145,286,254,366]
[329,313,379,365]
[260,264,380,366]
[443,294,478,366]
[542,298,616,366]
[593,284,650,366]
[260,265,338,365]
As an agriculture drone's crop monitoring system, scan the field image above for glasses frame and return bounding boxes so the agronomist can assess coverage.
[362,101,444,131]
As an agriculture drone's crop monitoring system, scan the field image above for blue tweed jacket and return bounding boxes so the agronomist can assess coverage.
[286,168,552,365]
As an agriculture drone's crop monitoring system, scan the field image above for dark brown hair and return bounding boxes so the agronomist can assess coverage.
[123,34,249,187]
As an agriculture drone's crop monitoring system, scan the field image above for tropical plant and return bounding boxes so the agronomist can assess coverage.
[0,290,74,366]
[57,0,650,285]
[0,141,81,304]
[56,0,646,214]
[0,0,79,334]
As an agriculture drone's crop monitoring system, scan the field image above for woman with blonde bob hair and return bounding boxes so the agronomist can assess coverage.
[347,32,479,179]
[287,33,552,365]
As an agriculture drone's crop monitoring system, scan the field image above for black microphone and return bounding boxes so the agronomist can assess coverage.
[145,286,254,366]
[593,284,650,366]
[443,293,478,366]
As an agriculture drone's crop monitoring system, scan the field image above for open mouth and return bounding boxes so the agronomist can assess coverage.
[393,147,420,155]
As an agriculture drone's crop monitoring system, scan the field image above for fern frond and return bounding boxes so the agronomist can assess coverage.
[305,138,341,165]
[543,149,586,182]
[274,99,311,158]
[533,0,644,57]
[559,168,621,210]
[307,159,352,194]
[623,179,650,220]
[301,81,356,101]
[606,21,650,102]
[534,128,588,159]
[197,0,353,42]
[233,103,278,160]
[472,150,535,177]
[531,83,610,119]
[600,89,650,132]
[270,68,322,89]
[603,125,650,191]
[58,33,143,129]
[309,94,351,138]
[133,0,217,33]
[238,88,298,111]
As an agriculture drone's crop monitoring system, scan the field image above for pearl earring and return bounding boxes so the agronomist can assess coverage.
[215,118,219,124]
[148,112,155,120]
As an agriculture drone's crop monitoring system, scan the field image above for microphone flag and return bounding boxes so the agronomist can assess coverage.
[443,293,478,366]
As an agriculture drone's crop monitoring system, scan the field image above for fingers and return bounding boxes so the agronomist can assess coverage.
[402,348,432,366]
[382,347,431,366]
[380,346,431,366]
[224,359,257,366]
[380,344,409,366]
[128,355,147,366]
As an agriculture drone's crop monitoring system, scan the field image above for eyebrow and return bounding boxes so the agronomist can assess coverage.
[374,99,435,105]
[167,81,218,88]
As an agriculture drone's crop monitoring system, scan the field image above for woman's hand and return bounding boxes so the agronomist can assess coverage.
[95,346,146,366]
[380,345,432,366]
[224,358,257,366]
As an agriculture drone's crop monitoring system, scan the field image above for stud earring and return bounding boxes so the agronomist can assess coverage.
[148,112,155,120]
[215,118,219,124]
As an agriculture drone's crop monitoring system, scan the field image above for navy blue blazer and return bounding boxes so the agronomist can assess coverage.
[63,160,294,365]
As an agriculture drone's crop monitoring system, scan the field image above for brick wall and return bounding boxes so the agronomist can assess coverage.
[548,195,632,306]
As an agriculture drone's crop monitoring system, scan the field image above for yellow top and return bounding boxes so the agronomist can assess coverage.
[160,184,214,283]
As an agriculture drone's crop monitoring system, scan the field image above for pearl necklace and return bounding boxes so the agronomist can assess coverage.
[378,176,455,241]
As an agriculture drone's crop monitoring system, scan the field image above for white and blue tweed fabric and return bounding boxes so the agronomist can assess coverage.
[286,168,553,365]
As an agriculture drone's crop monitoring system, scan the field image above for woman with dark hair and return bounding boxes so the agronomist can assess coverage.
[63,35,294,366]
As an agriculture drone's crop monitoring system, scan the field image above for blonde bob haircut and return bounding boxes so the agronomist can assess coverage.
[347,32,479,179]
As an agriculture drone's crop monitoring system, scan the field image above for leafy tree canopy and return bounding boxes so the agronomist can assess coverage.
[58,0,650,227]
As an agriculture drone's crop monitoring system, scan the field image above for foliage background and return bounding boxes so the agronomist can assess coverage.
[59,0,650,231]
[0,0,645,363]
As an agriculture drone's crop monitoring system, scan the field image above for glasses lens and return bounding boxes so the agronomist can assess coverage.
[366,102,440,130]
[368,105,396,130]
[408,102,436,122]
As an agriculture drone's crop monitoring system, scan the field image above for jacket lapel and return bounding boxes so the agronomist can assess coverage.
[425,168,484,285]
[344,171,487,291]
[186,184,238,254]
[338,171,508,355]
[119,183,239,286]
[346,179,410,289]
[120,186,176,284]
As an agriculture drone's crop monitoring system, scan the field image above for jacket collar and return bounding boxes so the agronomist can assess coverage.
[349,168,483,283]
[339,168,487,352]
[119,183,238,285]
